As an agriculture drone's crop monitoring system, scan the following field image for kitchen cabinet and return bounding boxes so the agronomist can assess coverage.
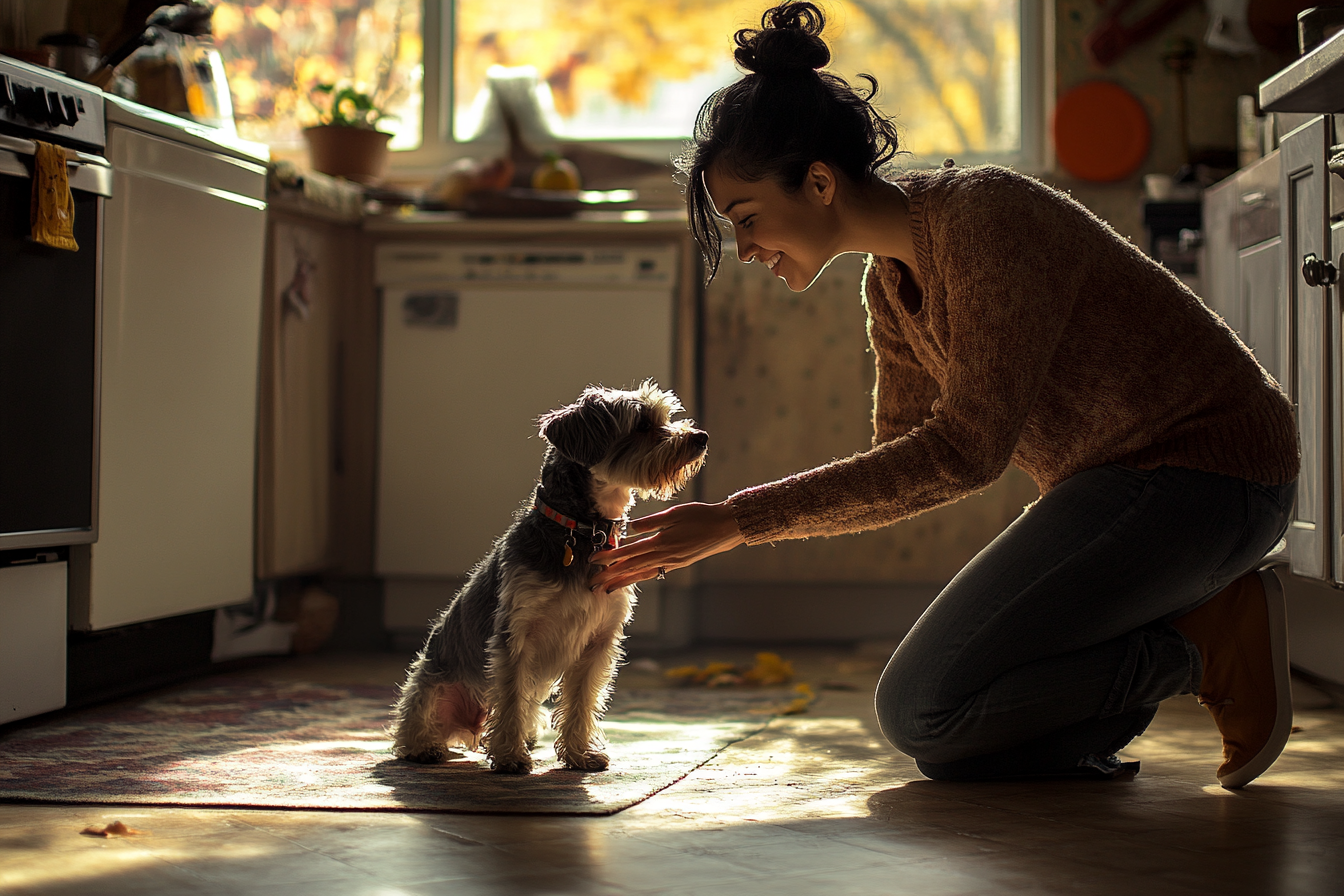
[1241,238,1285,391]
[1202,173,1241,331]
[1333,216,1344,586]
[1205,113,1344,588]
[1203,153,1283,370]
[1280,116,1334,582]
[256,206,361,579]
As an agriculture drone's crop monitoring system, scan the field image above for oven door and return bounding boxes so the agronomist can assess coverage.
[0,135,111,550]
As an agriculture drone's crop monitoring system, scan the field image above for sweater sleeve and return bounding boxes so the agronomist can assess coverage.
[863,254,942,446]
[726,172,1082,544]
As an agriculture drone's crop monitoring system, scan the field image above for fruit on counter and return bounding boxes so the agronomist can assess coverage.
[426,156,516,207]
[531,153,582,191]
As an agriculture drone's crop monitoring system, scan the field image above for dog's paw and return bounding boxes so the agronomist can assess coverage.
[489,753,534,775]
[560,749,610,772]
[398,747,447,764]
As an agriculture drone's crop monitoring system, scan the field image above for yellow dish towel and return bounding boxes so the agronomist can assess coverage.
[30,140,79,251]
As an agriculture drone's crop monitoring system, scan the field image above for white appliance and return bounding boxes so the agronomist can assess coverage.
[374,242,679,635]
[70,97,268,631]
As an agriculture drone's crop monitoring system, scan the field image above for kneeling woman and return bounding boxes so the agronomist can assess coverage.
[591,2,1298,788]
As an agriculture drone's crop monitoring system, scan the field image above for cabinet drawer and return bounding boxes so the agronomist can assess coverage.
[1236,151,1281,249]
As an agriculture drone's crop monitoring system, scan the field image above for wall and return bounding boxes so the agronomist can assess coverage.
[1050,0,1293,242]
[0,0,65,49]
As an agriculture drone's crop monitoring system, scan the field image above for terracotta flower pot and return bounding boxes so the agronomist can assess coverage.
[302,125,391,185]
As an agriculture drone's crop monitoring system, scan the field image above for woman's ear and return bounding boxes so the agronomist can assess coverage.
[806,161,838,206]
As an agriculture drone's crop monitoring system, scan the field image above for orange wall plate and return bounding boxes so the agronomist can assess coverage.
[1052,80,1152,182]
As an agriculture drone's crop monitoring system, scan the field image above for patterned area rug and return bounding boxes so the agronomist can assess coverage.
[0,678,785,815]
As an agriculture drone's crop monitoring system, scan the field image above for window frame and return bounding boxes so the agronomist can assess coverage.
[385,0,1053,179]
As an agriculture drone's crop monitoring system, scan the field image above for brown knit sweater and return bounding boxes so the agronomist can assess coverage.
[726,164,1300,545]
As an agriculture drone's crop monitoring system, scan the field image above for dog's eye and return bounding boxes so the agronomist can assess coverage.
[636,417,653,433]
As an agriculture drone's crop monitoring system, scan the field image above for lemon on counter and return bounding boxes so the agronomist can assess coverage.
[531,153,582,191]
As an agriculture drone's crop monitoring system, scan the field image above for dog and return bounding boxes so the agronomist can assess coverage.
[389,380,708,774]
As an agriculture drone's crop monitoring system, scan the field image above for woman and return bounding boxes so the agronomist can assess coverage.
[590,2,1299,787]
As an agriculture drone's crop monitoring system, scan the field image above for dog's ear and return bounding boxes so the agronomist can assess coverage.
[538,394,618,466]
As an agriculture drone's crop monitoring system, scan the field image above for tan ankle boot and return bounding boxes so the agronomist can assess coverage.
[1171,568,1292,789]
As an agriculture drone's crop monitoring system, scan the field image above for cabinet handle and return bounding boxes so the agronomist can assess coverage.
[1302,253,1338,287]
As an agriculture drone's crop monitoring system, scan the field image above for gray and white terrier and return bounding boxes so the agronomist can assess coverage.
[390,381,708,774]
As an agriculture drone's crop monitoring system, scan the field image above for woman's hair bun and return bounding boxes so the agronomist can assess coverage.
[733,2,830,75]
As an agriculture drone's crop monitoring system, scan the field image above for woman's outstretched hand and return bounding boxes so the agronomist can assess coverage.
[590,501,746,593]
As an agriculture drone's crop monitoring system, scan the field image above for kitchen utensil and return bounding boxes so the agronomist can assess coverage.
[37,32,99,79]
[88,1,214,89]
[1084,0,1198,67]
[1052,80,1151,182]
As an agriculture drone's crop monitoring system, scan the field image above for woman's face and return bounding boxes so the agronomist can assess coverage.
[704,163,840,291]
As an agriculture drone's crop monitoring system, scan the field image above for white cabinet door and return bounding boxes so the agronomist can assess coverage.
[1280,116,1333,581]
[1202,176,1242,331]
[1333,220,1344,586]
[1240,238,1285,391]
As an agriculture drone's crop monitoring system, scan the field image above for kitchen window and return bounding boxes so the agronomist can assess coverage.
[213,0,1049,171]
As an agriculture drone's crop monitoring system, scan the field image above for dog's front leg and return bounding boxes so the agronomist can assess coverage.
[484,629,540,775]
[553,618,626,771]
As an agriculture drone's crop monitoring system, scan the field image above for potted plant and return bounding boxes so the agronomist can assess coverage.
[302,83,394,184]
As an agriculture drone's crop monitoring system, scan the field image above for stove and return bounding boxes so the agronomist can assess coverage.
[0,53,104,151]
[0,54,110,554]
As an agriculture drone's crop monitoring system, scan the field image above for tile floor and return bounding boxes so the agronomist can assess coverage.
[2,647,1344,895]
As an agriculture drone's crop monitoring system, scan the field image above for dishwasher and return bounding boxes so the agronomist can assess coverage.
[374,241,680,638]
[70,96,268,631]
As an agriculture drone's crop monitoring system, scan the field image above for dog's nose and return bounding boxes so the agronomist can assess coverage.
[690,431,709,449]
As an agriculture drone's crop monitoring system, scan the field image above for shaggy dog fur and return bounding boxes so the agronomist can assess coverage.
[389,381,708,773]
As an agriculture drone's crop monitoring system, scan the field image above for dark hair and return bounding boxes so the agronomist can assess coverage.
[675,2,902,282]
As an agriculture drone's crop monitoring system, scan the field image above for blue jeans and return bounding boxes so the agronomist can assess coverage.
[875,464,1296,781]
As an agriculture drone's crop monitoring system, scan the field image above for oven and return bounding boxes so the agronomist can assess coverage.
[0,54,107,723]
[0,55,108,551]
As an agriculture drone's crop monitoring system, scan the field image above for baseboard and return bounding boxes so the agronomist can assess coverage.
[1275,567,1344,688]
[66,611,216,710]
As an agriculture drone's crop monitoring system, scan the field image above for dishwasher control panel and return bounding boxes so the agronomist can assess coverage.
[375,243,677,286]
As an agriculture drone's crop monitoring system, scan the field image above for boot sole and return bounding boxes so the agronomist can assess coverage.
[1217,567,1293,789]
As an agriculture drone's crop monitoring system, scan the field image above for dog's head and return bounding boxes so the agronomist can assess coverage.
[537,380,708,500]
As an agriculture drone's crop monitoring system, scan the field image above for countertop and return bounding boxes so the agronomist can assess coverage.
[104,94,269,164]
[363,206,688,236]
[1261,29,1344,114]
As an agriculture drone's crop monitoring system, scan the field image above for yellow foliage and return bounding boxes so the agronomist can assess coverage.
[741,651,794,686]
[215,0,1021,155]
[662,652,796,687]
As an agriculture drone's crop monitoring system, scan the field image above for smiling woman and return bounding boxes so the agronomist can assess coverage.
[589,0,1303,790]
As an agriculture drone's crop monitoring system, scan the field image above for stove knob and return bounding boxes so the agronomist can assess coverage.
[60,94,80,126]
[46,91,73,127]
[44,91,62,126]
[15,85,48,122]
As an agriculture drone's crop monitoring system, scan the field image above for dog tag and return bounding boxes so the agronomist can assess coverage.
[563,544,574,567]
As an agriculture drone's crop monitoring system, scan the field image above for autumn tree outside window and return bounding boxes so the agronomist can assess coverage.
[213,0,1035,166]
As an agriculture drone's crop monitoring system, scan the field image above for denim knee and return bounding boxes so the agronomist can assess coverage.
[874,662,940,761]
